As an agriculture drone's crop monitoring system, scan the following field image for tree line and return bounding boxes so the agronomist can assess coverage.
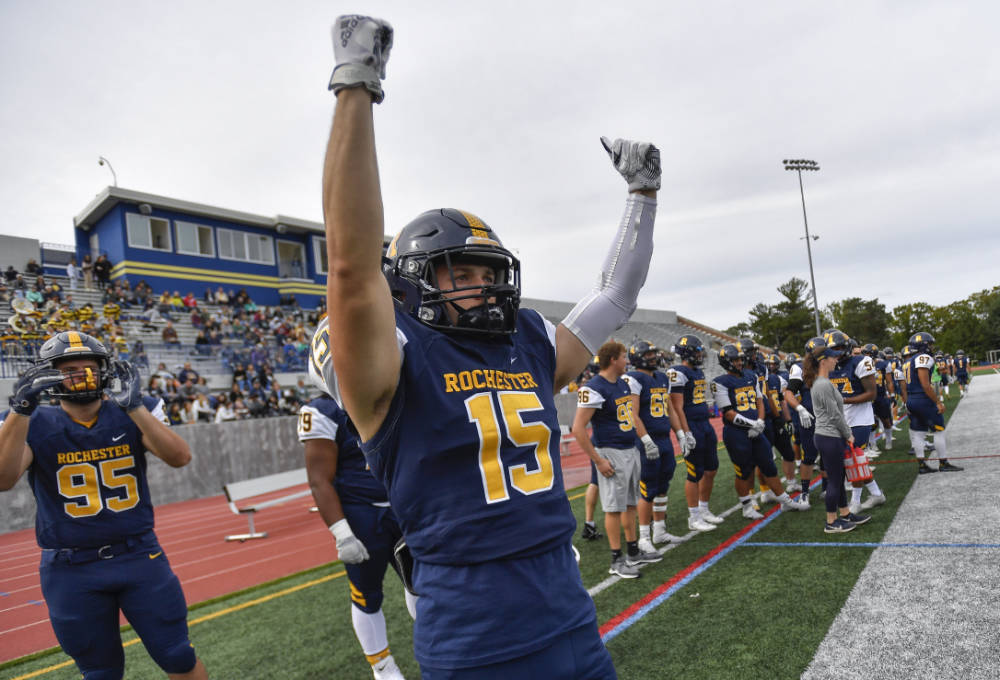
[725,278,1000,361]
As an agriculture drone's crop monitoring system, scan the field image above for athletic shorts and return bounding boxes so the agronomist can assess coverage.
[850,424,871,448]
[722,427,777,480]
[956,372,969,386]
[685,419,719,477]
[907,398,945,432]
[873,396,892,421]
[595,446,640,512]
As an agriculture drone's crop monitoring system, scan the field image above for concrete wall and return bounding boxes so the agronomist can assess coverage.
[0,235,41,273]
[0,416,304,534]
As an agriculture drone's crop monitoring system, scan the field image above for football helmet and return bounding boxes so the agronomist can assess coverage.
[736,337,758,365]
[628,340,660,371]
[36,331,111,403]
[883,347,895,359]
[900,345,914,358]
[804,336,827,356]
[934,351,944,360]
[673,334,705,367]
[784,352,801,370]
[764,353,781,371]
[909,332,935,355]
[383,208,520,336]
[862,343,879,357]
[718,344,743,374]
[956,349,966,357]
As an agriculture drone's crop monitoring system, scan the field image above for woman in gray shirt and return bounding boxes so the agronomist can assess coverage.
[803,343,871,533]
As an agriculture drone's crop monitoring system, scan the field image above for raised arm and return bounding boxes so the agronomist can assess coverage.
[555,138,660,389]
[323,17,400,441]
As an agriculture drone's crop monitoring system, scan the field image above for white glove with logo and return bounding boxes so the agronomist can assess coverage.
[600,137,661,192]
[328,15,393,103]
[795,404,814,429]
[640,434,660,460]
[749,418,767,438]
[684,431,697,452]
[330,518,370,564]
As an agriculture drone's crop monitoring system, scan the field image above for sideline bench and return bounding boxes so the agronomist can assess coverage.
[223,468,312,541]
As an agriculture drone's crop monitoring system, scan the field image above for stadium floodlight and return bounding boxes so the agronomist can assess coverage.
[783,158,822,336]
[98,156,118,187]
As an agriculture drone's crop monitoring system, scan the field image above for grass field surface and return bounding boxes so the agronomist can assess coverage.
[0,392,962,680]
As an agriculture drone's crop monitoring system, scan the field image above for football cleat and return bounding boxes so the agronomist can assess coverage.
[700,509,724,524]
[781,497,808,512]
[860,494,887,510]
[627,547,663,566]
[652,528,682,544]
[581,523,602,541]
[937,460,964,472]
[918,461,937,474]
[797,495,810,509]
[688,516,717,532]
[784,479,800,494]
[824,518,856,534]
[742,505,764,520]
[372,655,405,680]
[609,556,641,578]
[759,490,778,504]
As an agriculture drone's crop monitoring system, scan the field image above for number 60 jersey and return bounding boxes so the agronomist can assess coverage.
[359,309,575,565]
[4,396,167,549]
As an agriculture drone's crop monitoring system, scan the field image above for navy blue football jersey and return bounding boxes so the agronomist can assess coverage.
[625,369,672,437]
[19,399,164,549]
[829,354,876,426]
[873,359,890,399]
[954,356,969,374]
[712,371,761,427]
[360,309,574,565]
[578,374,637,448]
[764,373,785,419]
[298,395,387,506]
[904,353,937,403]
[667,364,710,422]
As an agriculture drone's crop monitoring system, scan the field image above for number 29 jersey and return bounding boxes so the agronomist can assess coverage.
[11,396,166,549]
[360,309,574,566]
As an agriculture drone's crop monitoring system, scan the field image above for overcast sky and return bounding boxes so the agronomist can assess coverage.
[1,1,997,330]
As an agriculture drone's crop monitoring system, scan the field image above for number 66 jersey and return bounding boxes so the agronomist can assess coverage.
[10,396,167,549]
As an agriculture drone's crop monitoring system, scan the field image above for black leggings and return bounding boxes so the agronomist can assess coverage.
[814,433,849,514]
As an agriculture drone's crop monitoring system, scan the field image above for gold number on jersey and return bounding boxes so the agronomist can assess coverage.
[616,401,635,432]
[466,391,555,504]
[298,411,313,433]
[648,392,666,418]
[57,456,140,518]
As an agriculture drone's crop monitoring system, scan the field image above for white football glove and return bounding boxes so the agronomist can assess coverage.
[330,518,370,564]
[749,419,767,438]
[640,434,659,460]
[600,137,661,192]
[328,15,393,103]
[684,431,697,451]
[795,404,814,429]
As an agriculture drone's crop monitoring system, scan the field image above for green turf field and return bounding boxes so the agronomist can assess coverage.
[1,393,960,680]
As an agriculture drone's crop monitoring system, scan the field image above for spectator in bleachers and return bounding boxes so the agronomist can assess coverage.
[4,265,17,284]
[169,291,184,313]
[180,399,199,425]
[0,280,8,303]
[93,254,112,289]
[133,280,151,306]
[190,308,204,329]
[250,342,269,369]
[63,293,76,310]
[132,339,148,369]
[166,401,185,426]
[203,287,214,303]
[25,258,42,275]
[194,329,210,354]
[25,285,44,306]
[81,254,94,290]
[154,362,175,383]
[208,329,223,346]
[66,257,79,290]
[178,379,199,403]
[161,320,180,345]
[192,393,215,423]
[246,393,267,418]
[12,273,27,297]
[178,362,199,385]
[147,375,167,402]
[182,292,198,309]
[214,394,238,422]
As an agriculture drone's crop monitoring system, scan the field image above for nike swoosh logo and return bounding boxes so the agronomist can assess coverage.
[149,551,162,560]
[112,433,126,442]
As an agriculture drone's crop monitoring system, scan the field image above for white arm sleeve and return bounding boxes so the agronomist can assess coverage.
[561,194,657,354]
[712,381,732,409]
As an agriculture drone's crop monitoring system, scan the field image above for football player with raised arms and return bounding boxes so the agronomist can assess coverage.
[712,344,806,520]
[624,340,683,554]
[0,332,208,680]
[904,333,963,473]
[667,334,723,532]
[322,15,660,678]
[299,324,414,680]
[573,341,663,578]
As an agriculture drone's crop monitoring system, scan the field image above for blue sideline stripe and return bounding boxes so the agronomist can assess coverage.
[743,541,1000,549]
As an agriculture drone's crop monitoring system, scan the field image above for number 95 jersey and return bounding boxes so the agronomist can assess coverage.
[12,398,165,549]
[360,309,575,565]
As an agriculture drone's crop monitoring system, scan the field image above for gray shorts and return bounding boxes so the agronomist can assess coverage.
[595,446,640,513]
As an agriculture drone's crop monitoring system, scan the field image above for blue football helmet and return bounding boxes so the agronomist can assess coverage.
[909,332,935,355]
[384,209,521,336]
[36,331,111,403]
[718,344,743,374]
[673,334,705,367]
[628,340,660,371]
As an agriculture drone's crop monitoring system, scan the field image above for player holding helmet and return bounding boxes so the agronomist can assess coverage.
[322,15,660,678]
[0,331,207,679]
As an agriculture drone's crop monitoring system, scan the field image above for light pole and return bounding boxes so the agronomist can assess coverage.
[783,158,821,336]
[98,156,117,187]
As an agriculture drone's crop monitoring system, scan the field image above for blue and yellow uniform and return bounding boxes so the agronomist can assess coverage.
[298,395,402,616]
[360,309,599,672]
[872,358,893,421]
[625,369,676,501]
[829,354,876,445]
[764,372,795,464]
[668,363,718,482]
[5,396,198,678]
[905,352,945,432]
[712,372,775,480]
[954,355,970,385]
[786,362,818,465]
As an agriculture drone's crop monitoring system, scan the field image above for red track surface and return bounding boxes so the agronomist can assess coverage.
[0,419,723,663]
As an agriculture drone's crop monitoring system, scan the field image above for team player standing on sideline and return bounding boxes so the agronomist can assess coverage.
[321,15,661,678]
[903,333,963,474]
[953,349,971,395]
[0,332,208,679]
[624,340,683,554]
[574,341,663,578]
[299,328,413,680]
[712,344,807,520]
[784,338,825,506]
[668,334,723,532]
[865,344,895,457]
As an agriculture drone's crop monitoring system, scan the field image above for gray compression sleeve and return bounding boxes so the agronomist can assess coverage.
[561,194,657,354]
